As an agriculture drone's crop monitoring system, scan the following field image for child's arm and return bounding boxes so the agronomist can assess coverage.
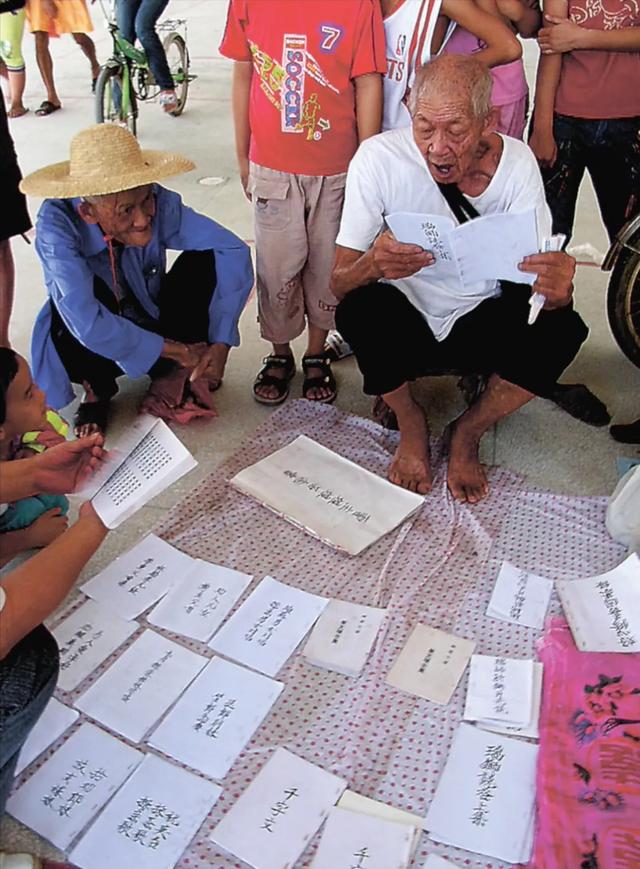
[354,73,383,143]
[231,60,253,198]
[495,0,541,38]
[0,507,69,568]
[442,0,522,67]
[529,0,566,166]
[0,503,107,658]
[539,13,640,53]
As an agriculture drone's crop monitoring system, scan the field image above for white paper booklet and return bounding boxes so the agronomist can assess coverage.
[148,657,284,781]
[75,630,207,742]
[148,560,252,642]
[463,655,534,727]
[303,599,385,676]
[81,533,196,620]
[230,435,424,556]
[7,723,142,850]
[15,699,79,776]
[210,747,347,869]
[424,723,538,864]
[209,575,328,677]
[556,552,640,652]
[337,790,423,832]
[51,598,138,691]
[476,663,544,740]
[311,806,415,869]
[70,754,222,869]
[487,561,553,629]
[89,415,197,528]
[386,209,539,287]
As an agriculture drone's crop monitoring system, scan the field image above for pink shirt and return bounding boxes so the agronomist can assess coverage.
[443,26,528,106]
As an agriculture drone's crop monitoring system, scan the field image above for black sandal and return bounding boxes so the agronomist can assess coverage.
[253,355,295,405]
[73,397,111,437]
[301,354,337,403]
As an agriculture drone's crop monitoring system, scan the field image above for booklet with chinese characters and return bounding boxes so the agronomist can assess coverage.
[311,806,415,869]
[303,599,386,676]
[230,435,424,556]
[486,561,553,629]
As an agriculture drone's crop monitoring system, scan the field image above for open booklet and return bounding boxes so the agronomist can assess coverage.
[77,415,197,529]
[386,209,539,287]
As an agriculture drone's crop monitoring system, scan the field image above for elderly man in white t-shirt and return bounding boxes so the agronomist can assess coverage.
[331,54,587,504]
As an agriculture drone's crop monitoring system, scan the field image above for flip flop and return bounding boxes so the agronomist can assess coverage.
[35,100,61,116]
[73,398,111,437]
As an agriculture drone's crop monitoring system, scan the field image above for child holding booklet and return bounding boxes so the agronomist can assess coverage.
[220,0,386,406]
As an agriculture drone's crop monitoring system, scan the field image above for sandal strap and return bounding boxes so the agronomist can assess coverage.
[302,355,332,370]
[262,354,295,370]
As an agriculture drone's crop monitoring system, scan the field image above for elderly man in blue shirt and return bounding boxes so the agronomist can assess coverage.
[21,124,254,436]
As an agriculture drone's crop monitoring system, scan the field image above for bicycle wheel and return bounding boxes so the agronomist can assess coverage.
[607,227,640,369]
[162,32,189,115]
[95,63,138,137]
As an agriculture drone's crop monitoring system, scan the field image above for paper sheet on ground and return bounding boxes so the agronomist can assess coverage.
[386,624,475,705]
[89,416,197,528]
[475,662,543,740]
[15,698,79,776]
[338,790,423,830]
[556,552,640,652]
[230,435,424,555]
[70,753,222,869]
[6,723,142,850]
[311,806,415,869]
[75,630,207,742]
[487,561,553,629]
[463,655,535,727]
[81,533,196,620]
[424,723,538,864]
[210,747,346,869]
[51,598,139,691]
[386,209,538,287]
[148,657,284,781]
[148,560,252,642]
[303,599,385,676]
[209,575,328,677]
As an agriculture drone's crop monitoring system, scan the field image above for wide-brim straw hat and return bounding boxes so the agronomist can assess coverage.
[20,124,195,198]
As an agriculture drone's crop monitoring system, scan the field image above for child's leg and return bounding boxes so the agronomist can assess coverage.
[0,8,28,115]
[72,32,100,82]
[250,164,308,403]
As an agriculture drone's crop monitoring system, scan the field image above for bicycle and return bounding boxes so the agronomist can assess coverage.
[94,0,192,136]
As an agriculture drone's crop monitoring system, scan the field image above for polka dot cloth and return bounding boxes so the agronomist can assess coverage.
[33,401,625,869]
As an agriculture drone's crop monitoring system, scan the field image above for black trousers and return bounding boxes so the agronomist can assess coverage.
[50,250,217,398]
[336,281,589,399]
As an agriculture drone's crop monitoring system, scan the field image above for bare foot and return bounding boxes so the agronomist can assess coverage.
[388,412,432,494]
[8,105,29,118]
[447,420,489,503]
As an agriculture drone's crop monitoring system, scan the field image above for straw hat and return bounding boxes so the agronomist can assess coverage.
[20,124,195,198]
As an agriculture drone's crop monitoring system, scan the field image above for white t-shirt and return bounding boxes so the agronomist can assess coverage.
[336,126,552,341]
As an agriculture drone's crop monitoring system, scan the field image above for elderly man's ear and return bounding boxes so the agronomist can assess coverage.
[482,107,501,137]
[77,200,99,226]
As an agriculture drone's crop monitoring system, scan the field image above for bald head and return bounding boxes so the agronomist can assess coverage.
[409,55,493,120]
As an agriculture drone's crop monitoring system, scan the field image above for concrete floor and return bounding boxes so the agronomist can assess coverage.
[1,0,639,858]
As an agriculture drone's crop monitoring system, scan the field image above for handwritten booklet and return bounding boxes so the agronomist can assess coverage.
[15,699,79,776]
[486,561,553,629]
[75,630,207,742]
[556,553,640,652]
[7,723,142,850]
[51,598,138,692]
[209,575,328,677]
[386,209,539,287]
[386,624,476,705]
[311,806,415,869]
[148,560,252,643]
[303,599,386,676]
[475,662,544,740]
[81,533,196,620]
[148,657,284,781]
[424,723,538,864]
[463,655,535,727]
[87,415,197,529]
[69,754,222,869]
[210,747,347,869]
[230,435,424,556]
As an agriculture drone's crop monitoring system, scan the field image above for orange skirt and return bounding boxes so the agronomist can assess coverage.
[27,0,94,36]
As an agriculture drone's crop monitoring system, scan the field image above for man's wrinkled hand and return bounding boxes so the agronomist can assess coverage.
[518,250,576,308]
[372,230,434,280]
[189,342,230,385]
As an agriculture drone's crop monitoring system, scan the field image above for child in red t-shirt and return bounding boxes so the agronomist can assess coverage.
[220,0,386,405]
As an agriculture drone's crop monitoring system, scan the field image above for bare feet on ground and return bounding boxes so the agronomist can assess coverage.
[388,412,432,494]
[447,420,489,504]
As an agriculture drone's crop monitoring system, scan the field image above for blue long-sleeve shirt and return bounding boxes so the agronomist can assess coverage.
[31,184,254,409]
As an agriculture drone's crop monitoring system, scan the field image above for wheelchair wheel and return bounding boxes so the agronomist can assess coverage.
[163,32,189,115]
[607,227,640,369]
[95,63,137,137]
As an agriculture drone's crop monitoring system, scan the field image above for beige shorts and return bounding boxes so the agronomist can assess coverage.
[248,162,346,344]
